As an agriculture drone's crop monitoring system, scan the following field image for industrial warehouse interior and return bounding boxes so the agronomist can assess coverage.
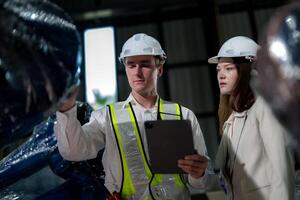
[0,0,298,199]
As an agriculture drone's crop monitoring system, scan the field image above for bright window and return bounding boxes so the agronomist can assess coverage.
[84,27,117,109]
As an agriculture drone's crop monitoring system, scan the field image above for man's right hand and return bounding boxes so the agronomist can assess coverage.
[177,154,208,179]
[58,87,79,112]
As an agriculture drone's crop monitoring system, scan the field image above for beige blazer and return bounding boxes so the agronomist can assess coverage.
[216,97,295,200]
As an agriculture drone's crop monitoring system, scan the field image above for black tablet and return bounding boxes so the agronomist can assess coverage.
[144,120,195,174]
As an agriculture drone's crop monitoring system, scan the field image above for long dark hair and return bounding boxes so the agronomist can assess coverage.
[218,59,255,134]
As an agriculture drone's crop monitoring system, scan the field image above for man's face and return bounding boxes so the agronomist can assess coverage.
[124,55,163,96]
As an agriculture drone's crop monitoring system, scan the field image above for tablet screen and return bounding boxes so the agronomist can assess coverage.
[144,120,195,174]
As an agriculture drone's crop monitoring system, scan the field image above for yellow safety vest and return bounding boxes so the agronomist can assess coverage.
[108,98,190,200]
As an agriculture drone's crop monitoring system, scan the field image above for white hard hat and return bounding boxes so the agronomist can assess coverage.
[208,36,259,64]
[119,33,166,62]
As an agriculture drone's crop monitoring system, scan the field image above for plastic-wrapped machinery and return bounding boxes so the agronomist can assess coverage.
[0,0,82,147]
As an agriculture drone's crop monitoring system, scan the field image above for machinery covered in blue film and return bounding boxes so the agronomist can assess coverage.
[0,102,106,199]
[0,0,107,199]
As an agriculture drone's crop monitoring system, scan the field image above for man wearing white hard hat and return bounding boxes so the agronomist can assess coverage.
[55,33,210,199]
[210,36,294,200]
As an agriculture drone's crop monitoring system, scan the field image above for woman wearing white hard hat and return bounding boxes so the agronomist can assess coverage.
[209,36,294,200]
[55,33,210,200]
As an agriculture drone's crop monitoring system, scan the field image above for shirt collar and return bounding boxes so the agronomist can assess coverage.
[224,109,247,124]
[121,93,159,110]
[233,110,247,118]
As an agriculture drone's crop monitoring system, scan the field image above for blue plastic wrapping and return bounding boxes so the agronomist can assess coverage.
[0,102,106,199]
[0,114,57,189]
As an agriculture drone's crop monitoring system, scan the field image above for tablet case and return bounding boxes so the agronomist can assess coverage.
[144,120,195,174]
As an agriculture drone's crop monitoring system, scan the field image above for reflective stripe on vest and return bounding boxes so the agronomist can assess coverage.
[158,98,182,120]
[108,98,189,199]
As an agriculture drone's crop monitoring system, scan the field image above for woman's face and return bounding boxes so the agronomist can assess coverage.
[216,57,238,95]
